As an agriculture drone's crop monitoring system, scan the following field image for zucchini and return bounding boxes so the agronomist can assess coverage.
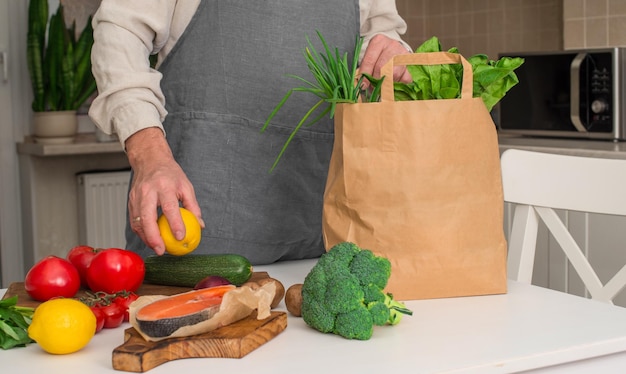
[143,254,253,287]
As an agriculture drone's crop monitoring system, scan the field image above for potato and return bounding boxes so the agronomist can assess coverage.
[241,281,260,290]
[285,283,303,317]
[256,277,285,309]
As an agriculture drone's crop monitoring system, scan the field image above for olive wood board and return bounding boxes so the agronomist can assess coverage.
[1,271,270,308]
[112,310,287,372]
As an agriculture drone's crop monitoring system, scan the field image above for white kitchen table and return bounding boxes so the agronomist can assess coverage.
[4,258,626,374]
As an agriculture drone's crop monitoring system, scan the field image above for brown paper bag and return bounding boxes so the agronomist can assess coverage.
[322,52,507,301]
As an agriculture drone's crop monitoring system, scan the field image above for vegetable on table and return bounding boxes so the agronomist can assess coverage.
[143,253,253,287]
[66,245,99,288]
[111,290,140,322]
[24,255,81,301]
[300,242,412,340]
[0,296,35,349]
[85,248,145,294]
[94,301,124,329]
[285,283,303,317]
[78,290,139,331]
[90,306,106,333]
[194,275,232,290]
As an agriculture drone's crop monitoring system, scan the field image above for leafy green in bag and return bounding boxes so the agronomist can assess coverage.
[369,36,524,111]
[263,34,524,170]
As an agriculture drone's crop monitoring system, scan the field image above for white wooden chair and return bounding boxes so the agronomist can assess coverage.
[501,148,626,303]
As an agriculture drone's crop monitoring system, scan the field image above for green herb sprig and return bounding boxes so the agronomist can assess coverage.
[262,31,374,172]
[0,296,35,349]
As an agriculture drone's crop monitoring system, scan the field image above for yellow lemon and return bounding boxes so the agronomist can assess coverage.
[28,298,96,355]
[158,207,202,256]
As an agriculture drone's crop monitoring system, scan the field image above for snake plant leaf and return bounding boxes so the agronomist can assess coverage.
[26,0,47,112]
[46,8,66,111]
[26,1,97,112]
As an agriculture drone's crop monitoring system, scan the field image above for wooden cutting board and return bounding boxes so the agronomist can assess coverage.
[112,311,287,372]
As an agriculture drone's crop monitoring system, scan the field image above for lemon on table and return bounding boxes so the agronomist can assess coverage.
[28,298,96,355]
[158,207,202,256]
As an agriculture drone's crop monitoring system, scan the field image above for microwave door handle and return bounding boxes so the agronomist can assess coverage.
[570,53,588,132]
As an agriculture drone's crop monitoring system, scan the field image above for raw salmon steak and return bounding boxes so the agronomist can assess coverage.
[135,284,235,337]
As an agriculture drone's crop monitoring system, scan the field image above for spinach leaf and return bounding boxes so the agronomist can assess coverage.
[368,36,524,111]
[0,296,35,349]
[470,54,525,111]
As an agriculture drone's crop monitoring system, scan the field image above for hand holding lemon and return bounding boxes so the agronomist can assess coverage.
[158,207,202,256]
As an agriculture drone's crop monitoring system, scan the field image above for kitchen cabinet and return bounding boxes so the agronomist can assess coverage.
[499,135,626,307]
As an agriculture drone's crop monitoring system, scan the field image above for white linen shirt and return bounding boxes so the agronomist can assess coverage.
[88,0,410,146]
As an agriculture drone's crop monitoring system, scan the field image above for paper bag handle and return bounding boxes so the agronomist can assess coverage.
[380,51,473,102]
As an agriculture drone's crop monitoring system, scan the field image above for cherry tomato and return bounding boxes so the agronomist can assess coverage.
[86,248,145,294]
[66,245,99,288]
[80,290,131,330]
[113,291,139,322]
[90,306,106,333]
[98,302,125,329]
[24,256,81,301]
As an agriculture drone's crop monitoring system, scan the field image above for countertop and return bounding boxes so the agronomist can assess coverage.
[498,134,626,159]
[4,259,626,373]
[16,131,626,159]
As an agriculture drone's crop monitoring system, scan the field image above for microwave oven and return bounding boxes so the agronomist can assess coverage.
[497,48,626,140]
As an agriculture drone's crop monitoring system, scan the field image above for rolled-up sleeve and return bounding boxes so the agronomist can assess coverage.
[88,0,178,146]
[360,0,412,59]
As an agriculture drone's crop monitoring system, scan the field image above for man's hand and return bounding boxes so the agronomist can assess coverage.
[359,34,412,84]
[125,127,204,255]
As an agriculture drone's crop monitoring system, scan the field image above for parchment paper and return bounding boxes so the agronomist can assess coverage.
[129,282,276,342]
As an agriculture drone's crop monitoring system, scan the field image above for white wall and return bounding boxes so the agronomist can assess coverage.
[0,1,29,288]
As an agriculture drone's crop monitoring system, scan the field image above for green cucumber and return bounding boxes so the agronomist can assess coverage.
[143,254,253,287]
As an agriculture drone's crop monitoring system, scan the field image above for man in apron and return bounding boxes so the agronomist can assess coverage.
[89,1,411,265]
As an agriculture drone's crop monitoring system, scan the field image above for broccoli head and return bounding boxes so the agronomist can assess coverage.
[367,301,391,326]
[350,248,391,289]
[301,241,412,340]
[334,305,374,340]
[362,283,386,304]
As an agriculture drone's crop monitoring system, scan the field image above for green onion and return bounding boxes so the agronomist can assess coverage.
[262,31,374,172]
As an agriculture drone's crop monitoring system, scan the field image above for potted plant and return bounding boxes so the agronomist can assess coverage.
[27,0,97,143]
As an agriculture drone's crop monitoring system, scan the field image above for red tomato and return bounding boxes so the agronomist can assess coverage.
[113,291,139,322]
[98,302,125,329]
[90,306,106,333]
[86,248,145,294]
[24,256,81,301]
[66,245,99,288]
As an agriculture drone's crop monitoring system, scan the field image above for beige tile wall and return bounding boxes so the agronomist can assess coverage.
[396,0,563,59]
[563,0,626,49]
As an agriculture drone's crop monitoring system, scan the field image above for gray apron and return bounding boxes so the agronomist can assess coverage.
[127,0,359,264]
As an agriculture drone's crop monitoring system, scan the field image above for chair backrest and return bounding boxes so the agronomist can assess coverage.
[501,149,626,303]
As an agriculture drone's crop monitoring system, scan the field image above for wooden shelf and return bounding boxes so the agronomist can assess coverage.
[17,132,124,156]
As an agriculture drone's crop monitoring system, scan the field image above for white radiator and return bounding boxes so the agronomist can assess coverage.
[77,170,131,249]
